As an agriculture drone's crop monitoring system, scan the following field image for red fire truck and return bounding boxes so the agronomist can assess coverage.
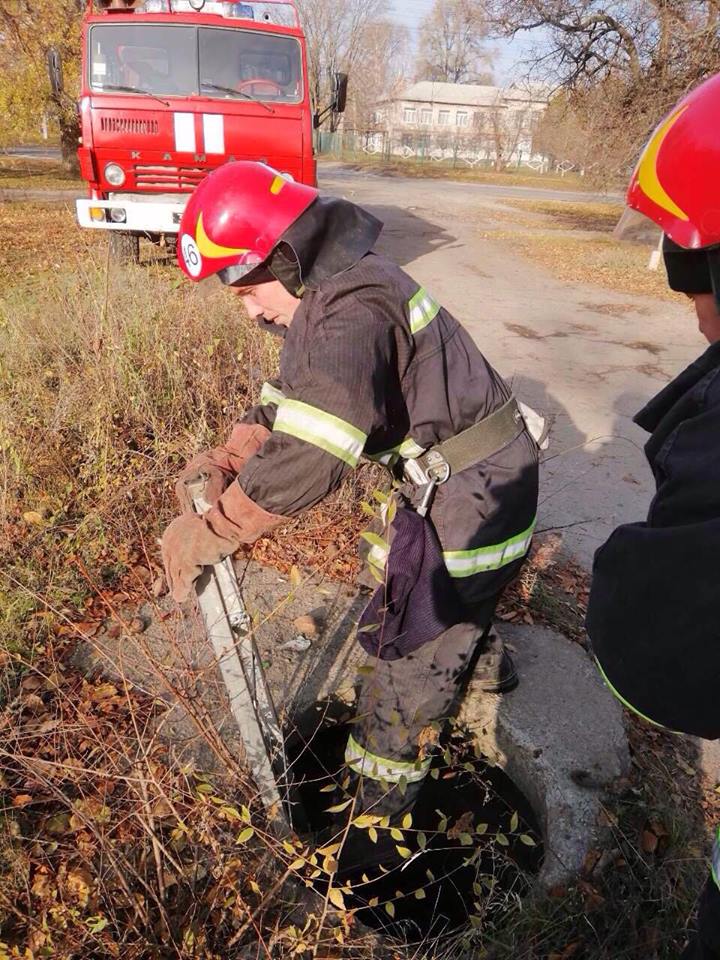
[58,0,346,261]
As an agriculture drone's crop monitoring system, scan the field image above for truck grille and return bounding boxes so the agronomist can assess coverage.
[132,164,212,190]
[100,117,159,136]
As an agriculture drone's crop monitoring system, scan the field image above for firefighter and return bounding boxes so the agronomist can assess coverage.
[585,73,720,958]
[161,160,539,868]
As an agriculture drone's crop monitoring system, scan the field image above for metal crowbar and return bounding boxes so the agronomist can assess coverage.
[187,476,306,836]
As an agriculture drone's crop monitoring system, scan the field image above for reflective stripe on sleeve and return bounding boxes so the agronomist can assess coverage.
[408,287,441,335]
[365,436,426,466]
[713,827,720,892]
[345,734,431,784]
[260,381,285,407]
[273,398,367,467]
[443,517,537,578]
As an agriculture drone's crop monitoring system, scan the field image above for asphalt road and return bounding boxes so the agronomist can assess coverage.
[319,165,701,570]
[3,145,61,159]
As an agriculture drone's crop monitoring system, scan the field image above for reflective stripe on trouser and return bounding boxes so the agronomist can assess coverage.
[367,516,536,581]
[443,516,537,578]
[273,398,368,467]
[347,598,497,803]
[345,734,430,784]
[713,827,720,892]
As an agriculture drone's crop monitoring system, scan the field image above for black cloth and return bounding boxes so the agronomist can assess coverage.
[681,877,720,959]
[586,341,720,739]
[357,506,460,661]
[270,195,383,295]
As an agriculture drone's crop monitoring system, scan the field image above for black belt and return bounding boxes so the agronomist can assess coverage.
[404,397,525,486]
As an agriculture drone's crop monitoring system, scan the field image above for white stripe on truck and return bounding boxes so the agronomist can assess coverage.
[203,114,225,154]
[174,112,196,153]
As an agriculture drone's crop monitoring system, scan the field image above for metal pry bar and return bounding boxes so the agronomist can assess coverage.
[187,476,298,835]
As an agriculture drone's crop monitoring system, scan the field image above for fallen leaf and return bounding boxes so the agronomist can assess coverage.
[641,830,659,854]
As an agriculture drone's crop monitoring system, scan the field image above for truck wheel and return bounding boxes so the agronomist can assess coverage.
[109,231,140,265]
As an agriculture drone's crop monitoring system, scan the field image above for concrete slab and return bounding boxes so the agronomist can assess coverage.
[78,563,629,889]
[75,559,364,774]
[460,623,630,888]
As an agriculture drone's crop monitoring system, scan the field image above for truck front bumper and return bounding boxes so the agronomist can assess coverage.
[76,193,189,233]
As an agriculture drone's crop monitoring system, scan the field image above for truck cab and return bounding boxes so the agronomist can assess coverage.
[73,0,335,261]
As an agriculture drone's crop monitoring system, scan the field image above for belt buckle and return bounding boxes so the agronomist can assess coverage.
[424,450,451,485]
[403,449,451,486]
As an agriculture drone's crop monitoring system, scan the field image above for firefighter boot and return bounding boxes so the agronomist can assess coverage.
[473,627,518,693]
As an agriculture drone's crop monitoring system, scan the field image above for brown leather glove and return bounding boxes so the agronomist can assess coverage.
[175,423,271,512]
[162,480,286,602]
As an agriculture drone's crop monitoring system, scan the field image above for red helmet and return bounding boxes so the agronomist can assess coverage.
[624,72,720,250]
[177,161,318,283]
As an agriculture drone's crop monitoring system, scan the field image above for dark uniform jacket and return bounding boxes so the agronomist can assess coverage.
[587,341,720,739]
[236,251,539,609]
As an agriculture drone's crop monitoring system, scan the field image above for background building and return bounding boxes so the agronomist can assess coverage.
[371,80,550,168]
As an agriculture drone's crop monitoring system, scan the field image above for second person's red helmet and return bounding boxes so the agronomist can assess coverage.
[624,72,720,250]
[177,161,318,283]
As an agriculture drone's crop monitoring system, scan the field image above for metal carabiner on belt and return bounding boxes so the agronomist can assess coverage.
[416,452,451,518]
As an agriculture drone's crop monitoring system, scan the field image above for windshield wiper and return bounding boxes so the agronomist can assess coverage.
[96,83,170,107]
[201,81,274,114]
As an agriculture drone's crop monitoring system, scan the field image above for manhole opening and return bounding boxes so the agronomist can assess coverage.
[287,706,543,942]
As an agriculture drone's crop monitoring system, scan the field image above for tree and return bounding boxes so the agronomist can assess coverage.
[487,0,720,179]
[0,0,83,169]
[346,19,410,128]
[296,0,391,129]
[417,0,493,84]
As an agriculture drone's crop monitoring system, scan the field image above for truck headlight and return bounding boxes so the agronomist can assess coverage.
[109,207,127,223]
[104,163,126,187]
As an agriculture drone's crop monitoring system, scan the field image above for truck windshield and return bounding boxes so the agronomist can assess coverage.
[89,24,303,102]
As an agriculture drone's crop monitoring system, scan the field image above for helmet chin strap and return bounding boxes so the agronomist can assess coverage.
[708,248,720,312]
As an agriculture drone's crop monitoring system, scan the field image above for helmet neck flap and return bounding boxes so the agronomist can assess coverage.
[663,236,720,310]
[264,196,383,297]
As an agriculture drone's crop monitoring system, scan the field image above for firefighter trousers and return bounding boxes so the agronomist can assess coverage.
[346,596,498,816]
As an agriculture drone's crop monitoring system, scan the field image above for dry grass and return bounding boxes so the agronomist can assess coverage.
[480,198,679,301]
[480,226,675,301]
[328,157,591,192]
[0,153,82,191]
[0,201,388,957]
[500,199,624,234]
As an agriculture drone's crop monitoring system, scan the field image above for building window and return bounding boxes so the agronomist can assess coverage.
[438,110,450,125]
[403,107,417,124]
[420,108,432,125]
[456,111,469,127]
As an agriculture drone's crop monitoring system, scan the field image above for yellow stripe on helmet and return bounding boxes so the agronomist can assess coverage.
[195,211,250,259]
[270,174,286,195]
[636,106,689,222]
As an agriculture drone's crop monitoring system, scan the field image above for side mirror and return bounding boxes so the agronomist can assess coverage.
[48,47,64,101]
[333,72,348,114]
[313,112,321,130]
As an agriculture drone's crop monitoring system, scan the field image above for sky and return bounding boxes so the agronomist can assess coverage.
[388,0,539,85]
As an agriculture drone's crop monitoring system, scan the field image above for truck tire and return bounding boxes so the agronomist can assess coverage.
[109,231,140,265]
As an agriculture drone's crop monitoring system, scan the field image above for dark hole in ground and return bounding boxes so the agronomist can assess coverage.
[287,710,543,943]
